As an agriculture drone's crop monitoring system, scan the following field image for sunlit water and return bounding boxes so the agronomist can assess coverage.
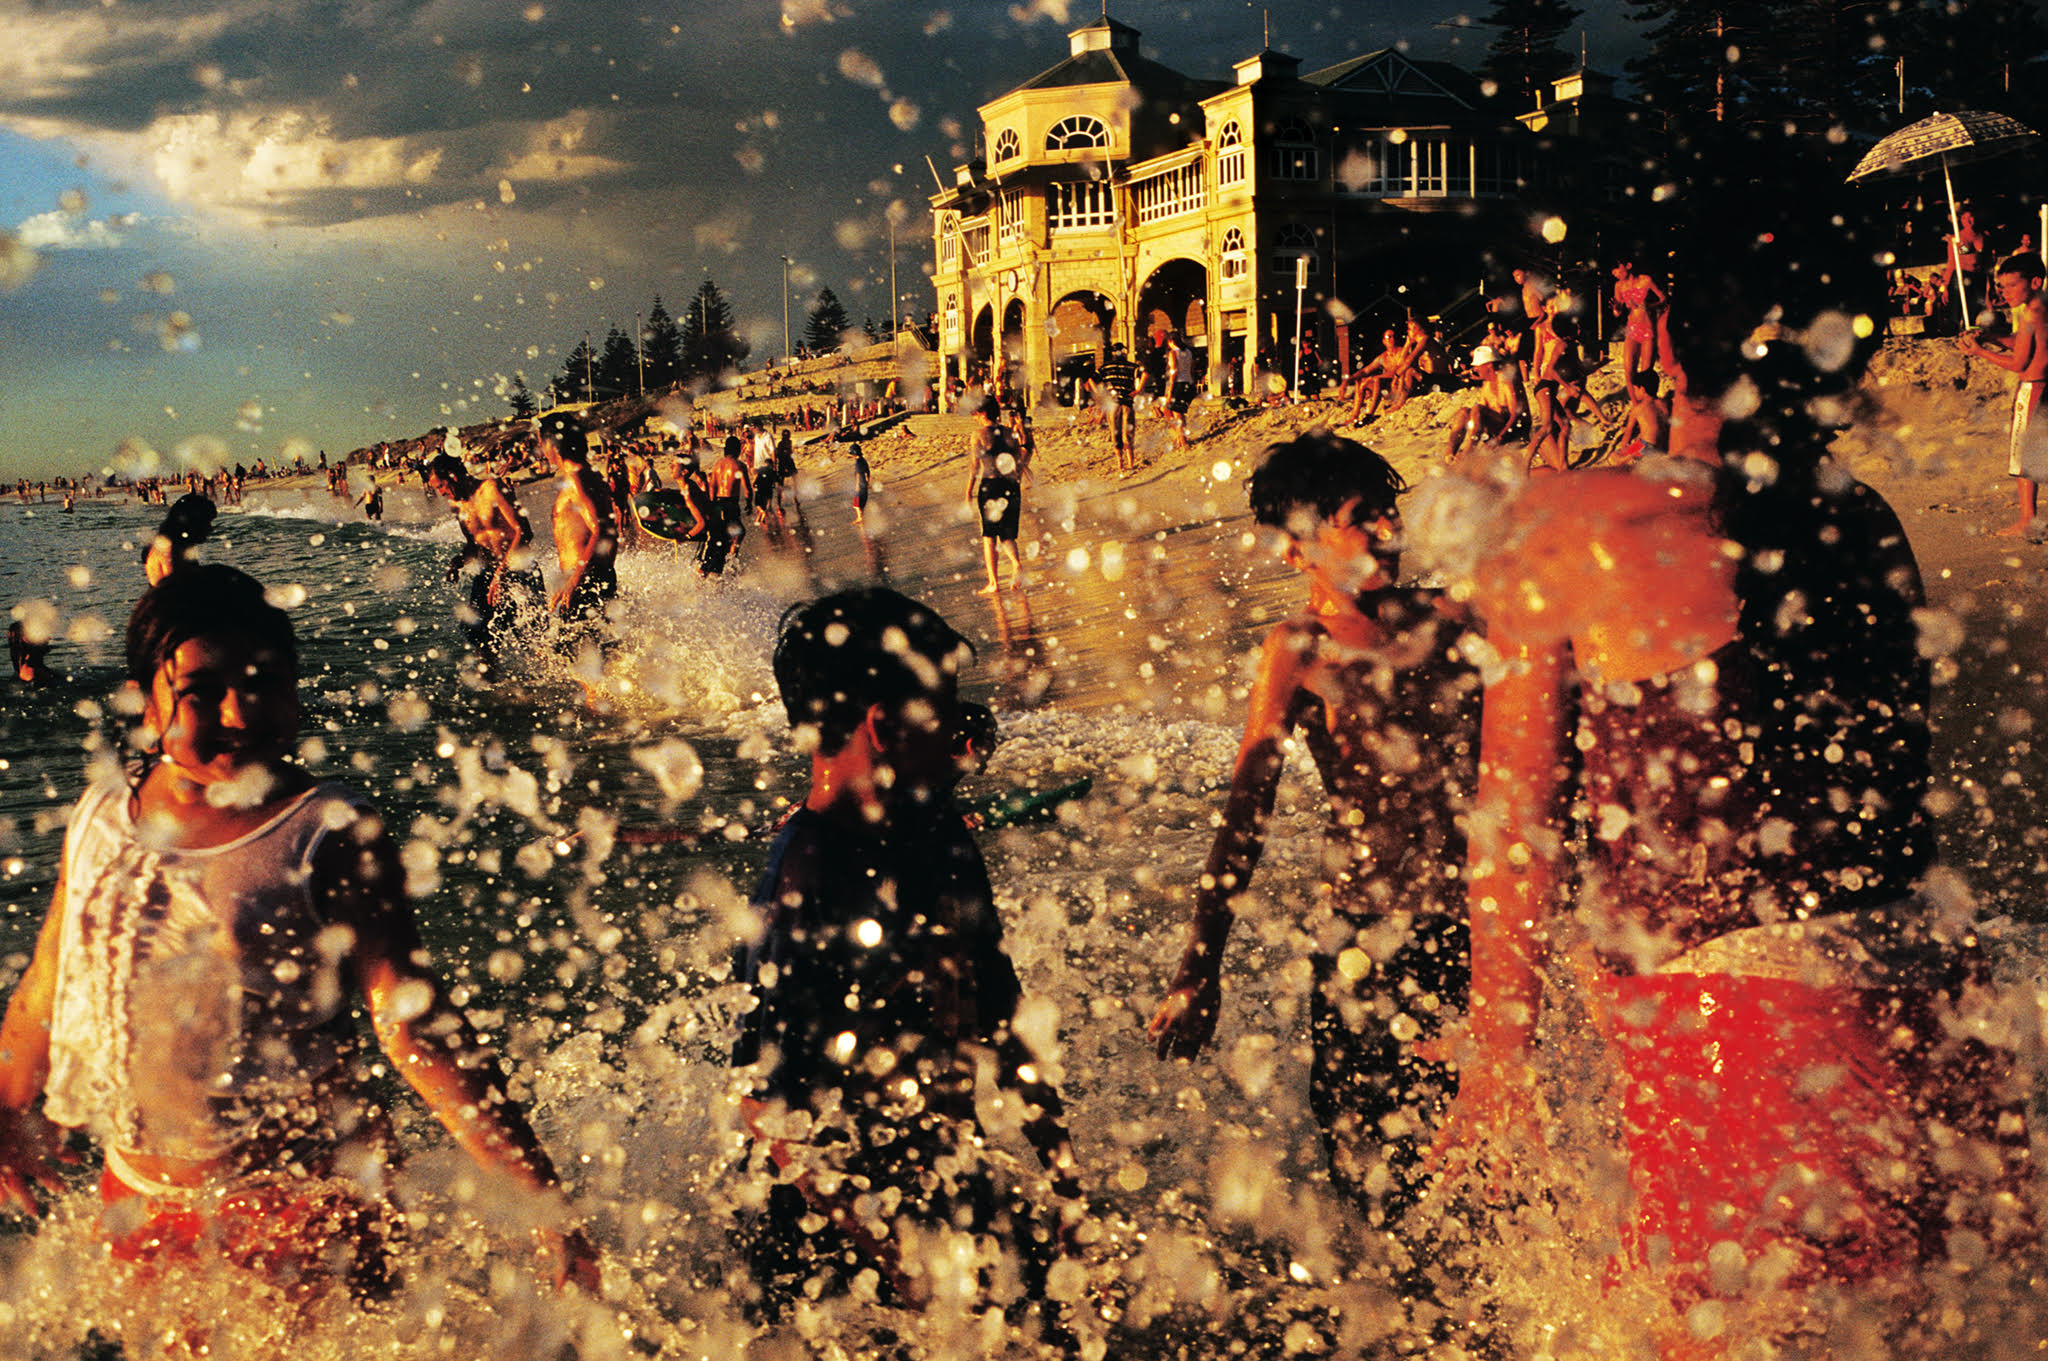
[2,466,2046,1358]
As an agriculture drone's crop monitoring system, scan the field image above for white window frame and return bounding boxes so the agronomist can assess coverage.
[1220,226,1247,281]
[1046,114,1111,152]
[1216,120,1246,187]
[940,217,959,266]
[1049,179,1117,233]
[994,127,1020,164]
[997,189,1025,246]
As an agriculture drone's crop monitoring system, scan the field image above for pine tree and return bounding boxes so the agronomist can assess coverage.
[1889,0,2048,130]
[508,374,539,419]
[596,326,640,399]
[556,336,599,405]
[804,287,853,355]
[1626,0,1898,138]
[643,296,684,392]
[1479,0,1585,112]
[680,278,749,383]
[863,316,882,343]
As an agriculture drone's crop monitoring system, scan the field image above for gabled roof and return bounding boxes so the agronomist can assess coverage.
[1006,45,1223,103]
[1302,49,1480,107]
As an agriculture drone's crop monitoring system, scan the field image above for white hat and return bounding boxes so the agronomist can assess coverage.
[1470,344,1498,367]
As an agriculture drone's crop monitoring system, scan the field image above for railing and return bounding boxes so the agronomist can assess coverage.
[1133,162,1206,225]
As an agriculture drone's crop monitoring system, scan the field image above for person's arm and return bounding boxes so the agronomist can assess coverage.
[964,446,982,503]
[1430,632,1569,1166]
[1149,625,1308,1058]
[0,879,73,1215]
[480,482,527,555]
[315,829,598,1290]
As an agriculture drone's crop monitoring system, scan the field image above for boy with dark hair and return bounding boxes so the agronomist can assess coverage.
[1960,251,2048,536]
[1150,433,1479,1227]
[732,587,1079,1323]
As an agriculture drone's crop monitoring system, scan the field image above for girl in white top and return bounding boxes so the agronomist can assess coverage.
[0,564,596,1297]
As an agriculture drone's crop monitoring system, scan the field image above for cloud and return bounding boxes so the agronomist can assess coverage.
[15,209,132,249]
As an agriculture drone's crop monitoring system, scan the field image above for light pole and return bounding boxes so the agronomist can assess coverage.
[634,311,645,395]
[780,255,792,366]
[888,217,898,336]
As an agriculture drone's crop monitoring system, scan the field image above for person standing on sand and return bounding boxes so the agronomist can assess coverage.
[1150,433,1478,1228]
[850,442,871,525]
[542,418,618,655]
[1959,252,2048,537]
[1098,342,1140,474]
[965,396,1027,594]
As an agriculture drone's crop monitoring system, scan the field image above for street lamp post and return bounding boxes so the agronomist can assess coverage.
[635,311,645,395]
[780,255,792,367]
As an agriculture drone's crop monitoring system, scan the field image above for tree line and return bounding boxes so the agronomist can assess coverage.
[523,280,881,415]
[1476,0,2047,141]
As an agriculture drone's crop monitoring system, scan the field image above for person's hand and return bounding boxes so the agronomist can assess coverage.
[1147,968,1221,1060]
[534,1224,602,1292]
[0,1104,73,1217]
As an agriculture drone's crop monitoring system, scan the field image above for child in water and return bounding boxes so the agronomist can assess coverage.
[0,564,596,1300]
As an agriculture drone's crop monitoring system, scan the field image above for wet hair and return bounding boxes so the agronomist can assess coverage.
[1995,252,2045,283]
[425,453,475,493]
[978,396,1001,420]
[1246,432,1407,531]
[773,587,974,756]
[153,493,216,552]
[723,434,744,461]
[538,413,590,464]
[126,563,296,688]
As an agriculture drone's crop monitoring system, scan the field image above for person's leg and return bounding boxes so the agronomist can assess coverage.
[980,536,1001,594]
[2002,476,2040,537]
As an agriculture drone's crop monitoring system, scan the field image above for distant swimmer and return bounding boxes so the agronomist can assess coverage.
[143,493,216,585]
[423,453,545,674]
[0,566,598,1310]
[541,416,619,659]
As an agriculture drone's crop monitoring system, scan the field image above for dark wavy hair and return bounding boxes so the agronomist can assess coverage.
[127,563,296,687]
[772,587,974,756]
[1246,431,1407,531]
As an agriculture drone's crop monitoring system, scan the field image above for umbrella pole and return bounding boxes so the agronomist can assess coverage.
[1943,153,1971,329]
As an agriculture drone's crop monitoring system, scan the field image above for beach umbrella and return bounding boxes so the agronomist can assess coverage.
[1847,110,2040,327]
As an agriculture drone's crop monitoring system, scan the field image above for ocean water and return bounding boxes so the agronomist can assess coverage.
[1,470,2044,1359]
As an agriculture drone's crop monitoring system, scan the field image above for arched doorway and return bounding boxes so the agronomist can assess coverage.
[1136,258,1210,389]
[1050,290,1114,405]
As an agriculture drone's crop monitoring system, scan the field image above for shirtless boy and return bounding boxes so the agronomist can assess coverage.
[1444,343,1527,462]
[700,434,753,576]
[1343,327,1408,426]
[1150,433,1478,1226]
[541,418,619,643]
[1959,252,2048,536]
[424,454,544,669]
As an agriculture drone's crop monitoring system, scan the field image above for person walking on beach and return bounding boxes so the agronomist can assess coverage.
[731,587,1080,1332]
[700,435,752,576]
[542,418,618,655]
[0,566,597,1314]
[1098,342,1139,474]
[1149,433,1478,1227]
[424,453,545,672]
[965,396,1027,594]
[850,441,871,525]
[1959,252,2048,537]
[1165,333,1197,450]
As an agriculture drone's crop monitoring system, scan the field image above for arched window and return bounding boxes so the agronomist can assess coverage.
[1046,115,1110,151]
[941,217,959,266]
[1220,226,1247,281]
[1271,222,1318,275]
[1216,119,1246,187]
[994,128,1020,163]
[1273,117,1318,181]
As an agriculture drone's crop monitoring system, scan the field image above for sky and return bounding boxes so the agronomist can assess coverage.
[0,0,1640,481]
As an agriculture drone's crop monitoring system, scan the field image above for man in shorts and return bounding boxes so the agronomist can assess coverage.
[1960,252,2048,536]
[542,417,619,658]
[424,453,545,673]
[1096,341,1139,474]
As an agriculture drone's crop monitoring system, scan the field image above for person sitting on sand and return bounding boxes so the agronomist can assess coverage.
[1343,327,1409,427]
[143,493,217,586]
[0,565,597,1308]
[1151,434,1479,1228]
[1444,343,1528,463]
[731,587,1081,1328]
[1959,252,2048,537]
